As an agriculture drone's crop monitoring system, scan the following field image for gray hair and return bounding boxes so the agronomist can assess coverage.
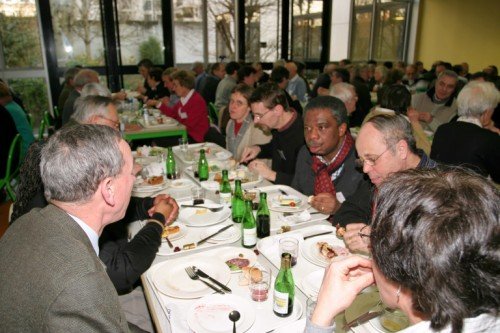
[73,69,99,88]
[329,82,356,103]
[437,69,458,82]
[80,82,111,98]
[40,124,124,203]
[72,95,115,123]
[304,95,348,125]
[365,114,417,154]
[457,81,500,117]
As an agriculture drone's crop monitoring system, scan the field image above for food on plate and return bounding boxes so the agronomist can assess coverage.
[209,164,221,172]
[317,241,350,260]
[161,225,180,238]
[147,175,164,185]
[239,266,262,286]
[278,195,298,206]
[125,123,143,132]
[183,243,195,250]
[195,208,208,215]
[137,145,164,157]
[308,195,314,204]
[335,224,346,238]
[236,169,246,179]
[225,255,251,271]
[173,246,181,252]
[156,116,164,124]
[213,172,222,183]
[280,225,292,233]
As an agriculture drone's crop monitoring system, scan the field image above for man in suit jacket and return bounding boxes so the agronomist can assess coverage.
[0,124,173,332]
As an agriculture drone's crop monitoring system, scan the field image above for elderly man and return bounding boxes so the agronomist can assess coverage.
[240,83,304,185]
[285,61,308,103]
[291,96,368,215]
[329,82,358,116]
[0,125,174,331]
[311,62,337,98]
[58,66,81,111]
[62,69,100,125]
[431,81,500,183]
[334,114,436,253]
[412,69,459,133]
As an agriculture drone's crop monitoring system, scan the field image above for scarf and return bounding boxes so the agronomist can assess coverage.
[311,132,354,196]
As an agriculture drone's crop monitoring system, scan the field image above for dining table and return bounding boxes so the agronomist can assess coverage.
[130,142,386,333]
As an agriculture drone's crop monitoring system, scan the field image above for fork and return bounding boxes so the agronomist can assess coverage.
[184,267,224,294]
[181,204,224,212]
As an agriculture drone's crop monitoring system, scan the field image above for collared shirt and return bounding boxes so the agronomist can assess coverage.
[68,213,100,255]
[317,136,346,181]
[180,89,195,106]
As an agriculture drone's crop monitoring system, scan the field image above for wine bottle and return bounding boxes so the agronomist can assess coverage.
[166,147,176,179]
[198,149,209,181]
[219,169,232,206]
[231,179,245,223]
[241,200,257,248]
[273,253,295,317]
[256,192,270,238]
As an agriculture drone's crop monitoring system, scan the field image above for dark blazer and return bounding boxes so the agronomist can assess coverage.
[62,89,81,125]
[0,204,130,332]
[431,121,500,183]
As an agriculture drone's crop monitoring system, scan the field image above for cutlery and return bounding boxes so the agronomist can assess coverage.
[283,211,323,217]
[197,224,233,246]
[164,235,174,248]
[229,310,240,333]
[193,266,232,293]
[185,267,224,294]
[180,204,224,212]
[303,231,333,240]
[343,310,383,330]
[279,188,288,195]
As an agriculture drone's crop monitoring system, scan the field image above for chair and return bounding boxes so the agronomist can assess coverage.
[208,102,219,125]
[38,116,46,141]
[0,134,22,201]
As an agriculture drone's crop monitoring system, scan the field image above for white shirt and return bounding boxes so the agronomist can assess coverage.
[68,213,100,255]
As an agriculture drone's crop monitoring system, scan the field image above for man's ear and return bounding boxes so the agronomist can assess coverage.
[396,139,409,159]
[480,109,493,127]
[101,178,115,206]
[338,123,348,137]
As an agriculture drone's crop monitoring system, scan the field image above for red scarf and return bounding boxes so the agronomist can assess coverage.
[312,133,354,196]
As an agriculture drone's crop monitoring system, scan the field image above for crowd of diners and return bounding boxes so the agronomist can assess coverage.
[0,58,498,333]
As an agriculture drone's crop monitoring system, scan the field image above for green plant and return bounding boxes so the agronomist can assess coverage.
[8,78,49,128]
[139,37,163,64]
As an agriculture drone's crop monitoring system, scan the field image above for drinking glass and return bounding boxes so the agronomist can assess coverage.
[248,266,271,302]
[191,187,205,205]
[279,238,299,267]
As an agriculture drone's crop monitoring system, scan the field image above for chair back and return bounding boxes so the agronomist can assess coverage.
[208,102,219,125]
[38,117,46,141]
[1,134,22,201]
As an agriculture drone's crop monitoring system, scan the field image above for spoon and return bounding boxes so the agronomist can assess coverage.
[228,310,240,333]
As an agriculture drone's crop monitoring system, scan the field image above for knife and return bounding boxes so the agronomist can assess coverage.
[343,310,383,330]
[303,231,333,240]
[193,266,232,293]
[197,224,233,246]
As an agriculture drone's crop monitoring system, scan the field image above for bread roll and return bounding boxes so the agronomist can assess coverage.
[239,266,262,286]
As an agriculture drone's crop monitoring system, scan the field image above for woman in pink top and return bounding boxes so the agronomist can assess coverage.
[158,70,209,142]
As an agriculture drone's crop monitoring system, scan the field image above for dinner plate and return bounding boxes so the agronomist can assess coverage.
[300,269,324,297]
[169,178,194,189]
[268,193,309,213]
[301,235,350,267]
[344,291,381,324]
[151,258,231,299]
[187,294,256,333]
[198,224,239,243]
[215,247,257,273]
[133,178,168,192]
[178,200,231,227]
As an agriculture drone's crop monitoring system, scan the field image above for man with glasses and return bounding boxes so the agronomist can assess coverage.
[240,83,304,185]
[334,114,436,253]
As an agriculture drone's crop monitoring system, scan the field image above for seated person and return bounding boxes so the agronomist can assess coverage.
[226,83,271,161]
[136,58,154,97]
[157,70,210,143]
[270,65,303,115]
[431,81,500,183]
[328,82,358,116]
[143,67,170,101]
[334,114,436,253]
[200,62,225,105]
[307,168,499,333]
[291,96,368,216]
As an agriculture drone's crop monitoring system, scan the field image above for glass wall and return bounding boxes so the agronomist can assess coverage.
[244,0,280,63]
[173,0,204,65]
[292,0,323,62]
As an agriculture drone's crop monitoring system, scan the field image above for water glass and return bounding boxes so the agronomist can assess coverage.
[190,187,205,205]
[249,266,271,302]
[178,137,188,152]
[279,238,299,267]
[306,296,317,321]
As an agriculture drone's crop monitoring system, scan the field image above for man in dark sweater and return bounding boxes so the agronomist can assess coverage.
[240,83,305,185]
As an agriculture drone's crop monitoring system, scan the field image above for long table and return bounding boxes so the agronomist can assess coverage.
[123,123,187,142]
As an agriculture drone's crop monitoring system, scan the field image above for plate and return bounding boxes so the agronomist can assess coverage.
[151,258,231,299]
[199,225,239,243]
[133,177,168,192]
[161,223,187,241]
[300,269,324,297]
[187,294,256,333]
[215,247,257,272]
[134,146,166,157]
[344,292,381,323]
[301,235,350,267]
[269,193,309,213]
[178,200,231,227]
[170,178,194,189]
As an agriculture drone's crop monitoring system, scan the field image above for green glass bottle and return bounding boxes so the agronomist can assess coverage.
[241,200,257,248]
[198,149,209,181]
[273,253,295,317]
[219,169,232,206]
[166,147,176,179]
[256,192,270,238]
[231,179,245,223]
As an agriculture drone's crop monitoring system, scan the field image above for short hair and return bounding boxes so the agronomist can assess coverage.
[329,82,356,104]
[191,61,204,71]
[225,61,241,75]
[73,69,99,88]
[270,66,290,84]
[0,82,11,98]
[40,124,124,203]
[331,68,350,83]
[375,65,388,81]
[383,61,393,69]
[380,84,411,114]
[457,81,500,117]
[437,69,458,83]
[148,67,163,82]
[171,70,195,90]
[72,95,115,123]
[371,168,500,332]
[137,58,153,69]
[231,83,254,102]
[305,96,348,125]
[249,82,289,111]
[63,67,81,81]
[470,71,489,81]
[237,65,257,82]
[80,83,111,98]
[365,114,417,154]
[162,67,178,77]
[210,63,222,74]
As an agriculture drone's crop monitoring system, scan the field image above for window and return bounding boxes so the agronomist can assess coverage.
[244,0,280,63]
[292,0,323,62]
[173,0,204,65]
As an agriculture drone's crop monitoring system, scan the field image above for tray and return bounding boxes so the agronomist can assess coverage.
[172,142,233,165]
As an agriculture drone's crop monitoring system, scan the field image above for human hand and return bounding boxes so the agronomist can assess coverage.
[240,145,261,163]
[248,159,276,182]
[344,223,371,254]
[160,96,170,106]
[418,111,433,123]
[406,107,419,123]
[311,256,374,327]
[149,194,179,225]
[310,193,341,215]
[146,99,158,107]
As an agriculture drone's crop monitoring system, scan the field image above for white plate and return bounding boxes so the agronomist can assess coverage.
[169,178,194,189]
[269,193,309,213]
[215,247,257,273]
[133,178,168,192]
[301,235,350,267]
[185,166,263,188]
[301,269,324,296]
[161,223,187,242]
[187,294,256,333]
[199,224,239,243]
[151,258,231,299]
[178,200,231,227]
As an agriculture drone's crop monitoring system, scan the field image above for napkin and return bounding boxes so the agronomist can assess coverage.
[144,162,165,177]
[278,210,311,223]
[137,145,152,156]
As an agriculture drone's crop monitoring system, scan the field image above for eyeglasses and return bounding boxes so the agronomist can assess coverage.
[253,110,272,121]
[98,115,120,129]
[355,146,391,168]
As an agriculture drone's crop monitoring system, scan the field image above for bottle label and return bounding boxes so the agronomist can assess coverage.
[273,290,289,314]
[219,192,231,206]
[243,228,257,246]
